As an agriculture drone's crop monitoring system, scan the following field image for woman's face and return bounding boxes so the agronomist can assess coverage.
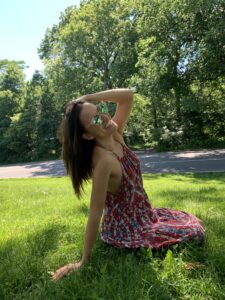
[79,102,118,139]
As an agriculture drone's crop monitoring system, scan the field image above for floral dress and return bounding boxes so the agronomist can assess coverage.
[101,140,205,249]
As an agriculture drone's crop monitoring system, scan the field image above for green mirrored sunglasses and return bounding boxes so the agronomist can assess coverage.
[91,102,109,125]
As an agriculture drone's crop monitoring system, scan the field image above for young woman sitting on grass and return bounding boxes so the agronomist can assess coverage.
[52,88,205,281]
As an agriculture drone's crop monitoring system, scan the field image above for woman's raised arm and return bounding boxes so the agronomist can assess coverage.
[85,88,133,135]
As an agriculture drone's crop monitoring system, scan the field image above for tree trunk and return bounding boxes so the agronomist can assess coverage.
[152,102,158,129]
[103,54,110,89]
[174,85,181,124]
[174,50,181,124]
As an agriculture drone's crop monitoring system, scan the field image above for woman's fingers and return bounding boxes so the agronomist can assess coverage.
[50,262,83,282]
[184,262,206,270]
[51,264,73,281]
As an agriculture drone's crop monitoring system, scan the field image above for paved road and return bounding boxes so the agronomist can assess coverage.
[0,149,225,179]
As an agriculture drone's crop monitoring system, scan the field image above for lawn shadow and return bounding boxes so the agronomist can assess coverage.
[52,241,175,300]
[114,240,222,296]
[1,225,224,299]
[188,173,225,186]
[28,235,225,300]
[143,172,225,185]
[0,223,66,299]
[155,187,223,207]
[76,202,89,216]
[28,234,178,299]
[203,215,225,285]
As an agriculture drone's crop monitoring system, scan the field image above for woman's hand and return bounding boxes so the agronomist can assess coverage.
[50,261,84,282]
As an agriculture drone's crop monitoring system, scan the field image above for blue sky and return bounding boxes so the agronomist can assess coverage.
[0,0,80,80]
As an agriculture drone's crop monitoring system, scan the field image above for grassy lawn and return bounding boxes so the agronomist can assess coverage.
[0,173,225,300]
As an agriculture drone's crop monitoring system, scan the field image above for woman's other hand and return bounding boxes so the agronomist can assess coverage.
[50,261,84,282]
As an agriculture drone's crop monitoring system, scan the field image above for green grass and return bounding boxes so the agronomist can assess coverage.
[0,173,225,300]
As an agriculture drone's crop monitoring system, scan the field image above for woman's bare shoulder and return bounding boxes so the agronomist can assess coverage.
[92,146,115,170]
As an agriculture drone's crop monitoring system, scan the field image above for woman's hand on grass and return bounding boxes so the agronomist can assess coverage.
[50,261,84,282]
[184,262,206,270]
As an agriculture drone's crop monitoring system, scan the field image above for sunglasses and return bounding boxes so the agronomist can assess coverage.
[91,102,109,125]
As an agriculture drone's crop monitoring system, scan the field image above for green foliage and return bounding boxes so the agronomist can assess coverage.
[135,0,225,149]
[125,93,152,145]
[38,0,138,107]
[0,60,26,161]
[0,70,61,163]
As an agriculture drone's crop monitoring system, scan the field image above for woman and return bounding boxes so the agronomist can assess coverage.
[52,88,205,281]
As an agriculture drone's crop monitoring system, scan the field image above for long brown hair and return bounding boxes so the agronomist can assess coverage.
[58,100,95,198]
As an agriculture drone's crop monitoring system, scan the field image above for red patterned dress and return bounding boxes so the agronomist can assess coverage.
[101,140,205,249]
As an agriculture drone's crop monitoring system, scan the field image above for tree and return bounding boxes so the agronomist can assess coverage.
[0,60,25,161]
[0,60,25,129]
[38,0,138,109]
[2,71,61,162]
[134,0,225,148]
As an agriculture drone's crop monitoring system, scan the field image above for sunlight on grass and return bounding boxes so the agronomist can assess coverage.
[0,173,225,299]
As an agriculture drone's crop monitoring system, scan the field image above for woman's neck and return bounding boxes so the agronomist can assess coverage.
[95,135,116,152]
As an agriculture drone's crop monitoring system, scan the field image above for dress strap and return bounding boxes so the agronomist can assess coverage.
[95,139,124,160]
[114,138,125,148]
[106,147,121,160]
[113,139,125,160]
